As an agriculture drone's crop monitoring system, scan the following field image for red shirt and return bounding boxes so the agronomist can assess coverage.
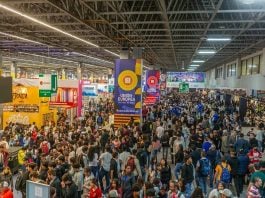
[89,187,102,198]
[0,189,13,198]
[248,149,262,164]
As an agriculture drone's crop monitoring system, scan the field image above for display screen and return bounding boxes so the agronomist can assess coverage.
[167,72,205,83]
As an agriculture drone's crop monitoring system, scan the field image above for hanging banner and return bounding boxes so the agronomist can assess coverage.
[144,70,160,105]
[114,59,142,115]
[166,72,205,88]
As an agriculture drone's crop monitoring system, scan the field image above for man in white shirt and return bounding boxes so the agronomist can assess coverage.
[156,122,164,139]
[99,146,112,193]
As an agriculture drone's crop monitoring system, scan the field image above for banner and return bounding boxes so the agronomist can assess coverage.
[114,59,142,115]
[144,70,160,105]
[179,82,189,93]
[166,72,205,88]
[39,74,58,97]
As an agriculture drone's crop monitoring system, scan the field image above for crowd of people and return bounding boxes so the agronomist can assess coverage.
[0,91,264,198]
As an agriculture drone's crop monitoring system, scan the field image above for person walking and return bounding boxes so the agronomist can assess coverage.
[181,155,194,198]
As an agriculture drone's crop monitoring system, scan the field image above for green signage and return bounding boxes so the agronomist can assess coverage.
[51,74,58,93]
[39,90,51,97]
[179,82,189,93]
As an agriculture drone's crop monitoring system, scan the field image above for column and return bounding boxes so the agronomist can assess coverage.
[132,47,143,59]
[0,52,2,76]
[77,63,82,80]
[223,64,226,80]
[61,68,66,80]
[236,58,241,79]
[260,48,265,75]
[120,47,130,59]
[10,61,17,78]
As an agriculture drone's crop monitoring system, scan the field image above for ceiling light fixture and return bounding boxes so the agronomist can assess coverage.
[0,3,99,48]
[207,38,231,41]
[198,51,216,54]
[19,52,78,64]
[0,31,114,65]
[0,31,43,45]
[104,49,120,57]
[192,60,205,63]
[189,64,200,67]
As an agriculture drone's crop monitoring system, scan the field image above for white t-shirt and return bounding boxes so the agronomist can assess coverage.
[156,126,164,138]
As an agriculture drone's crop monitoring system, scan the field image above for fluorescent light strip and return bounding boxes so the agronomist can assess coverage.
[0,31,113,65]
[0,3,99,48]
[104,49,120,57]
[198,51,216,54]
[19,52,78,64]
[3,57,73,68]
[207,38,231,41]
[192,60,205,63]
[0,31,43,45]
[189,64,200,67]
[72,52,113,64]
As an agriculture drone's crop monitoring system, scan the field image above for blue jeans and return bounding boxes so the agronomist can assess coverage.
[174,163,183,179]
[90,166,99,179]
[198,176,207,195]
[185,182,193,198]
[99,167,110,193]
[209,168,214,188]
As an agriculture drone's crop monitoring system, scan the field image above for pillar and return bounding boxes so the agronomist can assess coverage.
[260,48,265,75]
[120,48,130,59]
[132,47,143,59]
[223,64,226,80]
[61,68,66,80]
[236,58,241,79]
[0,52,2,77]
[77,63,82,80]
[10,61,17,78]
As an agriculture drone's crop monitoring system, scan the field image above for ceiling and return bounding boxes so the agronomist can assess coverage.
[0,0,265,71]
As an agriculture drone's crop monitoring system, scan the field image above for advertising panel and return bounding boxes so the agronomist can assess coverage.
[144,70,160,105]
[50,87,78,107]
[166,72,205,88]
[114,59,142,115]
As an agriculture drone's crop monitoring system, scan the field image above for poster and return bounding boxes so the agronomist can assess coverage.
[179,82,189,93]
[166,72,205,88]
[50,87,78,107]
[114,59,142,115]
[144,70,160,105]
[77,80,98,116]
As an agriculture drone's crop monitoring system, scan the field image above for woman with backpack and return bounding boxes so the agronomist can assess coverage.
[214,157,232,188]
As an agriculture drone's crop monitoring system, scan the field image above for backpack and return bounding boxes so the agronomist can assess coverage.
[199,158,211,176]
[126,157,136,170]
[97,116,103,124]
[220,164,231,183]
[41,142,49,155]
[15,173,23,191]
[161,135,169,147]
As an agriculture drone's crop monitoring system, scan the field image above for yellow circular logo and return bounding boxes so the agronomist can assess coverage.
[118,70,138,91]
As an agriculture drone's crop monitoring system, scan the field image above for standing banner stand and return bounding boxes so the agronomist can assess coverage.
[114,59,142,128]
[26,180,50,198]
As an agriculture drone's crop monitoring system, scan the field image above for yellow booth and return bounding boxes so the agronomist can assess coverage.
[3,84,57,129]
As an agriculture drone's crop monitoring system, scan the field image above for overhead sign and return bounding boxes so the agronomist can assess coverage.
[39,74,58,97]
[144,70,160,105]
[179,82,189,93]
[166,72,205,88]
[114,59,142,115]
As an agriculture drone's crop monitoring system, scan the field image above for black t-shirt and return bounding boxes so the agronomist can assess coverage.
[110,158,118,179]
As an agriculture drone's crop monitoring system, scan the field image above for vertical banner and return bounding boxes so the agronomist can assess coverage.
[144,70,160,105]
[114,59,142,128]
